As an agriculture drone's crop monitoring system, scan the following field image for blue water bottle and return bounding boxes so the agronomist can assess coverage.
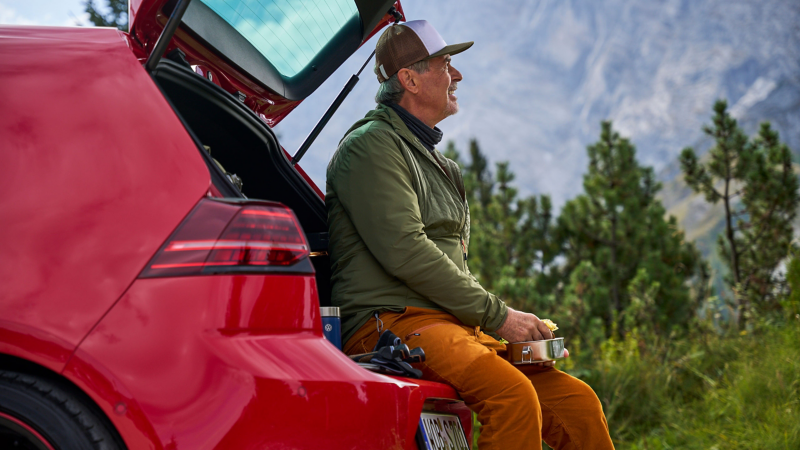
[320,306,342,350]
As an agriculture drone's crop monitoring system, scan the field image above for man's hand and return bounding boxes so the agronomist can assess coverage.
[497,308,564,367]
[496,308,555,343]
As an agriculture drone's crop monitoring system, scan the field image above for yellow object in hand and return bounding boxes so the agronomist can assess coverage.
[542,319,558,332]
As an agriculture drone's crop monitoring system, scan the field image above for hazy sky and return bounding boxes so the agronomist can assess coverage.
[0,1,89,26]
[5,0,796,206]
[0,0,459,192]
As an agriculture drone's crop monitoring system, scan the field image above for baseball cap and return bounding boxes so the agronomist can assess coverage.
[375,20,473,83]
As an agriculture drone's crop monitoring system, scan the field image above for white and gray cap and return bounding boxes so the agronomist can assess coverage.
[374,20,473,83]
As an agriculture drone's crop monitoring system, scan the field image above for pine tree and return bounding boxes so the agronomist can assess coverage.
[518,194,559,277]
[443,140,560,310]
[784,244,800,320]
[84,0,128,31]
[456,139,491,207]
[560,121,700,336]
[680,100,799,322]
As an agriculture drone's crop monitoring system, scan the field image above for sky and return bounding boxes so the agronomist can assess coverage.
[0,0,90,26]
[0,0,477,193]
[5,0,796,206]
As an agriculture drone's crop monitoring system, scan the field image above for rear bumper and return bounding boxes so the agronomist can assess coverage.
[64,275,469,449]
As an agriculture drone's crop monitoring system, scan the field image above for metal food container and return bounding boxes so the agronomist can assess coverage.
[508,338,565,365]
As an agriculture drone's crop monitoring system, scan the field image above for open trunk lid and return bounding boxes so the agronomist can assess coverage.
[129,0,401,125]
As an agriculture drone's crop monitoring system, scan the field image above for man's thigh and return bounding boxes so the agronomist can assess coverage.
[345,310,611,448]
[499,345,611,448]
[346,308,531,398]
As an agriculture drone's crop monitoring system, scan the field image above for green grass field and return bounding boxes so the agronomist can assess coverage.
[471,319,800,449]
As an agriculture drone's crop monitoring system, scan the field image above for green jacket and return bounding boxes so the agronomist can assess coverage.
[326,104,508,343]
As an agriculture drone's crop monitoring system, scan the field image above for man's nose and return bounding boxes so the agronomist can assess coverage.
[450,65,462,82]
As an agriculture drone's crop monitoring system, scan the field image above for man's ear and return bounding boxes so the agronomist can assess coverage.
[397,68,420,94]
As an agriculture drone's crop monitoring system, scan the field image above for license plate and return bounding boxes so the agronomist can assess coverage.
[417,412,470,450]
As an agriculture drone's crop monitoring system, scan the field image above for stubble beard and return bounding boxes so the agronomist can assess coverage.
[444,84,459,118]
[444,102,459,120]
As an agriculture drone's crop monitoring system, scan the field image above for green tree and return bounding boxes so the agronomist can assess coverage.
[680,100,799,322]
[444,140,560,310]
[464,139,493,208]
[783,243,800,320]
[559,121,700,336]
[84,0,128,31]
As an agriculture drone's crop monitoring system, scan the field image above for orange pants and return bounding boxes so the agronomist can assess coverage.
[344,307,615,450]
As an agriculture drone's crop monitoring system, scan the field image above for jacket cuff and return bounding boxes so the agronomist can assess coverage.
[481,294,509,332]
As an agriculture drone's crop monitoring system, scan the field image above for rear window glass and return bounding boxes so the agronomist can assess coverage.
[198,0,358,77]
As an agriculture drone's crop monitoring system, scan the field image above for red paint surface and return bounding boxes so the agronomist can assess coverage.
[67,275,464,448]
[0,324,75,375]
[0,10,470,450]
[0,25,208,370]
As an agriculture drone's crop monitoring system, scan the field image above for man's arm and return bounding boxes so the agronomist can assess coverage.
[329,128,507,332]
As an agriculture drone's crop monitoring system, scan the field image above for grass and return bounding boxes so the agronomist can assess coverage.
[470,318,800,449]
[583,320,800,449]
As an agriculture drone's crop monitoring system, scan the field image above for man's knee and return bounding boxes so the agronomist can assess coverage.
[524,368,607,422]
[505,377,540,416]
[550,373,609,432]
[572,377,605,416]
[459,353,541,414]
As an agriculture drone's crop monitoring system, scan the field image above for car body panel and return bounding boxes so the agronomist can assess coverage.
[0,323,75,375]
[66,275,451,449]
[0,10,472,450]
[0,25,209,371]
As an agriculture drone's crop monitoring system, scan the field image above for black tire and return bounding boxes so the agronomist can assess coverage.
[0,369,124,450]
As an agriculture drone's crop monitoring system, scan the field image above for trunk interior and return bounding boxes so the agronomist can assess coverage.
[152,59,332,306]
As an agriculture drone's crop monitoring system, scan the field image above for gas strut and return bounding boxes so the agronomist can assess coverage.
[291,7,404,166]
[290,51,373,166]
[145,0,193,73]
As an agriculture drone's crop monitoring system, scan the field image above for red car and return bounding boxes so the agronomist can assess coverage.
[0,0,472,448]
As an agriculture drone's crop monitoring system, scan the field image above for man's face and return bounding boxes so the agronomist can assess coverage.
[416,55,463,124]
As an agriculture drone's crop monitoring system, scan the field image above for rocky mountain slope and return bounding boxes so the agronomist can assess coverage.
[276,0,800,252]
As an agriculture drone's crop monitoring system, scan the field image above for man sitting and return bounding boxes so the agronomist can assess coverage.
[325,19,614,450]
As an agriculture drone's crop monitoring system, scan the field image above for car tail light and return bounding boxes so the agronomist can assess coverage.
[140,198,311,278]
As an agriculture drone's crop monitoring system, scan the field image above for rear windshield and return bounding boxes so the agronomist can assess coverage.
[198,0,358,77]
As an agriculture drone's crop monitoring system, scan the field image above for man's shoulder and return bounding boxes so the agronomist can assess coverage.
[339,118,397,149]
[328,119,404,174]
[327,105,422,185]
[336,105,408,150]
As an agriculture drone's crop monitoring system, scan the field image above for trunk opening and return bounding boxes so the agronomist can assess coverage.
[151,60,332,306]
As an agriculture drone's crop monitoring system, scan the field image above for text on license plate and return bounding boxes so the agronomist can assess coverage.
[418,412,470,450]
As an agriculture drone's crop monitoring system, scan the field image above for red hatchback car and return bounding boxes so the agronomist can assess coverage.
[0,0,473,448]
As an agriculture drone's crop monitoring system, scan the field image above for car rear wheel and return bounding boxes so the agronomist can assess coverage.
[0,370,124,450]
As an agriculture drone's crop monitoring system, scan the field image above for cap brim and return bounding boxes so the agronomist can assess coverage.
[427,41,473,59]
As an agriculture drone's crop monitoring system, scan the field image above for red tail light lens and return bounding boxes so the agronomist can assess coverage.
[140,199,311,278]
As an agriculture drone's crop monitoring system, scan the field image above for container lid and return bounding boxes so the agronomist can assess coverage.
[320,306,340,317]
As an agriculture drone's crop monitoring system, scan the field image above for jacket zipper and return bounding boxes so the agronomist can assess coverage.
[404,135,470,264]
[407,136,466,223]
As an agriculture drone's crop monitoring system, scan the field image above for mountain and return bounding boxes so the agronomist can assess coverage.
[275,0,800,236]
